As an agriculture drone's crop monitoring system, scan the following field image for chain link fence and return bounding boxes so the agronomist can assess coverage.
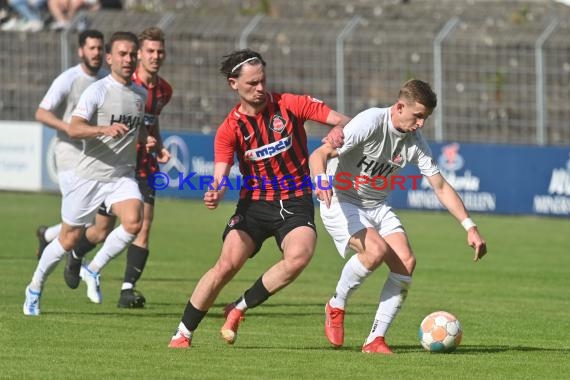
[1,0,569,145]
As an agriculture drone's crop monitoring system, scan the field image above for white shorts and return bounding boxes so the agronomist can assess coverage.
[319,196,404,258]
[61,176,142,226]
[57,169,78,197]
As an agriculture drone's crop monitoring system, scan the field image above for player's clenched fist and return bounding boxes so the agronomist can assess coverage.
[204,190,220,209]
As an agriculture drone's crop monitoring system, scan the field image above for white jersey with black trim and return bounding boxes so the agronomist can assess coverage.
[38,64,108,172]
[72,75,147,181]
[330,107,440,208]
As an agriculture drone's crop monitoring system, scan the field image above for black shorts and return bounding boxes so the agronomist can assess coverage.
[137,176,156,206]
[222,194,316,257]
[97,202,113,217]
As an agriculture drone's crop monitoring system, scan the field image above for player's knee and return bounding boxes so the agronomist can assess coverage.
[60,229,83,251]
[405,255,416,275]
[122,219,142,235]
[89,226,111,243]
[213,259,241,280]
[286,248,314,273]
[365,241,390,268]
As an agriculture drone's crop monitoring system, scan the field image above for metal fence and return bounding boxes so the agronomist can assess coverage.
[1,0,569,145]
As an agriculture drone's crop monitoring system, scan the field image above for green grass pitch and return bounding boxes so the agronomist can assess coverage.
[1,191,569,379]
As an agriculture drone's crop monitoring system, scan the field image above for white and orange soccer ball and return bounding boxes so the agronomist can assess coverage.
[418,311,462,353]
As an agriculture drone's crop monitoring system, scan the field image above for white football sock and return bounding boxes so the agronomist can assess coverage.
[44,223,62,242]
[177,321,192,338]
[365,272,412,344]
[29,238,68,291]
[235,297,247,311]
[329,254,372,310]
[88,225,135,273]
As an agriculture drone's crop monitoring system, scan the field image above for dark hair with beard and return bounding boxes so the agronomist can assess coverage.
[78,29,104,47]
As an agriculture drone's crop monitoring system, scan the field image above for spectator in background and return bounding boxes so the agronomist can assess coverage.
[1,0,46,32]
[0,1,11,23]
[48,0,99,30]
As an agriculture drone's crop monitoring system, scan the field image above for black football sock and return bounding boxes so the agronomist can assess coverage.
[241,276,272,309]
[123,244,149,286]
[73,231,97,259]
[181,302,207,331]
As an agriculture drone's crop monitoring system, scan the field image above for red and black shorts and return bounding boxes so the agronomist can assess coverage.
[222,194,316,256]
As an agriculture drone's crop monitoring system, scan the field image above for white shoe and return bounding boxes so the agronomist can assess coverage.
[49,20,70,31]
[80,265,102,304]
[21,20,43,32]
[1,18,22,31]
[23,286,41,316]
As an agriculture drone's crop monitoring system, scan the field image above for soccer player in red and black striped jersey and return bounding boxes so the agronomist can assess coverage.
[169,49,351,348]
[118,26,173,308]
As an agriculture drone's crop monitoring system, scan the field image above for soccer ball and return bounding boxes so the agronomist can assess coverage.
[418,311,462,353]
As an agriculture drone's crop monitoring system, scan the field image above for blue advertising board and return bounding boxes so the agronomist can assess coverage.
[387,142,570,216]
[36,128,568,217]
[154,131,569,217]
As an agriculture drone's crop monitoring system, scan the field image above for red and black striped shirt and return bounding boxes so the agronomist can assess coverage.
[132,70,173,178]
[215,92,332,201]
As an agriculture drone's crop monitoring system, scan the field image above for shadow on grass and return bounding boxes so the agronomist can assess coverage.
[208,344,570,354]
[40,300,390,319]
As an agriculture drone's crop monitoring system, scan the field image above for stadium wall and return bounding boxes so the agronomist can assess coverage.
[3,1,570,146]
[1,123,568,217]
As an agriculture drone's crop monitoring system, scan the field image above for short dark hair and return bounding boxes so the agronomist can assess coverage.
[220,49,266,79]
[398,79,437,110]
[105,31,139,54]
[138,26,165,45]
[78,29,104,47]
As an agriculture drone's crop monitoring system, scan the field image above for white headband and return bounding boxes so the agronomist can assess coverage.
[231,57,259,73]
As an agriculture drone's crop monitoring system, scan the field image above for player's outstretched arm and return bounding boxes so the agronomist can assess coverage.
[426,173,488,261]
[321,110,350,148]
[309,143,338,208]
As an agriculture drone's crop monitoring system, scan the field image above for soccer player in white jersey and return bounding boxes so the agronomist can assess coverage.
[309,79,488,354]
[34,29,109,260]
[23,31,148,316]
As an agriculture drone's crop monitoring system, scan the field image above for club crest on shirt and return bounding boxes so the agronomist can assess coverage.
[270,115,287,133]
[135,99,144,113]
[392,153,403,165]
[227,214,243,228]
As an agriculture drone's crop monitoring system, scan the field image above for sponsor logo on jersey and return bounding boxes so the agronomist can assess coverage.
[110,114,141,130]
[270,115,287,133]
[357,155,398,177]
[244,135,292,161]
